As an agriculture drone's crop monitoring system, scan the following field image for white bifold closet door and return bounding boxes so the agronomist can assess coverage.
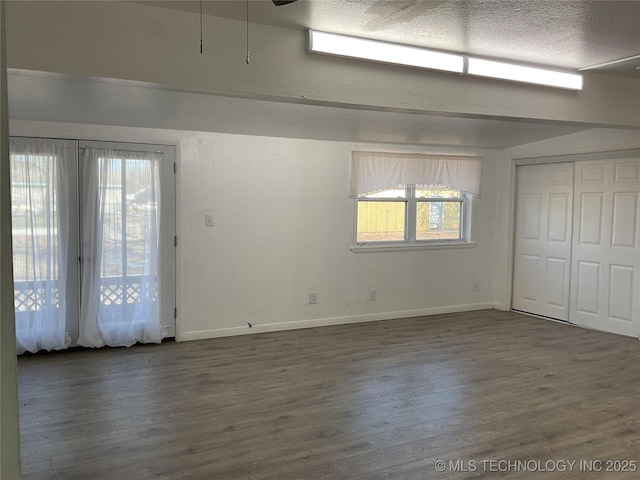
[570,159,640,337]
[512,163,574,320]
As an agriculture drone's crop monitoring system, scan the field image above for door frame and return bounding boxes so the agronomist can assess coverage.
[78,140,177,340]
[512,148,640,339]
[10,136,177,349]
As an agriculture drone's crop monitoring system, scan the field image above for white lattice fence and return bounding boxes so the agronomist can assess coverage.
[100,277,157,306]
[14,281,59,312]
[14,276,157,311]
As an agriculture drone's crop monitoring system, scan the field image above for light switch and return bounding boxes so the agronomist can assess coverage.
[205,214,214,227]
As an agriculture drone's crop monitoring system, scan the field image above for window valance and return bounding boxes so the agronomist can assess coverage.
[349,151,482,198]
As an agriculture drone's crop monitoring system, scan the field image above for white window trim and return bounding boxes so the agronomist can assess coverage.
[352,185,475,252]
[350,241,477,253]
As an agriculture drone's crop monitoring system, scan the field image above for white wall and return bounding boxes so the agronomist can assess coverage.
[506,128,640,160]
[179,134,499,339]
[10,120,502,340]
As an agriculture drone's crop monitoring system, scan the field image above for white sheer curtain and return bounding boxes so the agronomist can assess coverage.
[10,138,73,354]
[78,147,162,348]
[349,150,482,197]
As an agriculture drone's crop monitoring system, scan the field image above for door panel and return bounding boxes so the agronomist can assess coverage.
[581,164,605,183]
[614,162,640,182]
[609,265,634,322]
[611,193,637,247]
[575,260,599,315]
[513,163,573,320]
[78,141,176,344]
[522,193,542,239]
[578,193,604,245]
[520,254,540,301]
[10,137,175,353]
[546,257,567,306]
[570,159,640,337]
[547,194,569,241]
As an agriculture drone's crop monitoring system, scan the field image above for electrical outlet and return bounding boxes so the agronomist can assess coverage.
[472,280,481,292]
[369,290,377,302]
[309,292,318,305]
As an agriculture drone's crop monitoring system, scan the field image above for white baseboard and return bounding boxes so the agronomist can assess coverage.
[178,302,495,342]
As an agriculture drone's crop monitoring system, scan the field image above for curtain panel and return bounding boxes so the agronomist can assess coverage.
[349,151,482,198]
[78,147,162,348]
[9,138,74,354]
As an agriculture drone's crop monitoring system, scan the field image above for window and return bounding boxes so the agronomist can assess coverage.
[356,186,466,245]
[349,150,480,249]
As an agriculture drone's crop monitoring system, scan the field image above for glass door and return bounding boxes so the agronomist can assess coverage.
[77,141,175,347]
[10,138,175,353]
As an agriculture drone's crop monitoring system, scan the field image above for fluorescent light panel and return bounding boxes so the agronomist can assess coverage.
[468,58,583,90]
[308,30,583,91]
[308,30,464,74]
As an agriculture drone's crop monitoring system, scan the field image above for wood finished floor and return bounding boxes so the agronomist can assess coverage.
[18,310,640,479]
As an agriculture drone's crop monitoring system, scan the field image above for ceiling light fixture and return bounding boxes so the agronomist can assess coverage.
[308,30,464,74]
[467,58,583,90]
[308,30,583,91]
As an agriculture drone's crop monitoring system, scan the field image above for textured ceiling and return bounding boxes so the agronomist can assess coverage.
[137,0,640,78]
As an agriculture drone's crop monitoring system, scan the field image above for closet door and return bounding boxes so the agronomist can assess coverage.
[570,159,640,337]
[512,163,573,320]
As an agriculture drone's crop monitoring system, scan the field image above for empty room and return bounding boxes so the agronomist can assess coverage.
[1,1,640,479]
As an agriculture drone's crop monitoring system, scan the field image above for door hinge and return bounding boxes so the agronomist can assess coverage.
[173,162,176,174]
[174,236,177,247]
[174,307,177,319]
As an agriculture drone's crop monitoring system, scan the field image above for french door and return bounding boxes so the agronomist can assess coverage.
[10,138,175,354]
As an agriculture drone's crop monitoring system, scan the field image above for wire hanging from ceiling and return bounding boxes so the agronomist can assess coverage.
[200,0,203,54]
[246,0,250,64]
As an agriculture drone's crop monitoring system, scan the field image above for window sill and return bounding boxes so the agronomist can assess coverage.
[350,241,477,253]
